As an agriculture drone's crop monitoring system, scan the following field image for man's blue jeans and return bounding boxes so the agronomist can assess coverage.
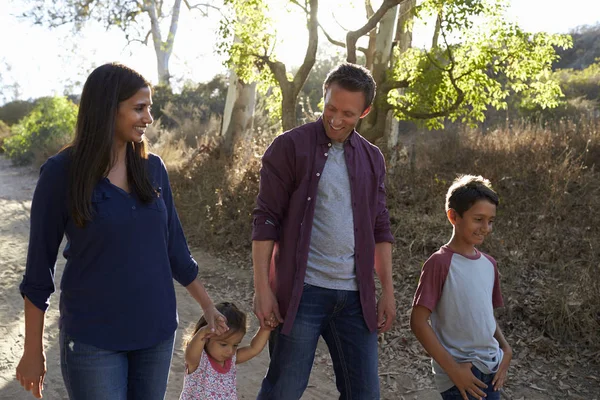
[59,330,175,400]
[257,284,380,400]
[440,365,501,400]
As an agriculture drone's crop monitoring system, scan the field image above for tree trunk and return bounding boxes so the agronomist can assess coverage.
[281,85,298,132]
[221,70,257,158]
[145,0,181,86]
[360,5,398,143]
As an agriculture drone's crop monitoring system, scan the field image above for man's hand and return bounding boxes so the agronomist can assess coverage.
[448,362,488,400]
[16,350,46,399]
[203,305,229,336]
[492,347,512,391]
[377,290,396,333]
[253,286,283,329]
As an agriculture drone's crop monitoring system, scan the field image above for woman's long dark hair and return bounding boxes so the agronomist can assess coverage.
[68,63,156,227]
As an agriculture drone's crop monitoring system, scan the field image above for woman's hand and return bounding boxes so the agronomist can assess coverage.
[202,305,229,336]
[16,350,46,399]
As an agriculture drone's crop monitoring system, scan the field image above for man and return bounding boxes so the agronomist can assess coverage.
[252,63,396,400]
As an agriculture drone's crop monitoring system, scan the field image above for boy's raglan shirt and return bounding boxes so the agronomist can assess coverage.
[413,245,504,392]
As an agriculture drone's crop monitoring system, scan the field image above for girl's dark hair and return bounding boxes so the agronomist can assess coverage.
[192,302,247,338]
[445,174,499,216]
[66,62,155,227]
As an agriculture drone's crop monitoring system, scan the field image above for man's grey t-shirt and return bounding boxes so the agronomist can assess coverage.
[413,245,504,392]
[305,140,357,291]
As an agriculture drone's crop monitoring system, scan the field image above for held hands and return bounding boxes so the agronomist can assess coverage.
[16,350,46,399]
[449,362,488,400]
[203,305,229,337]
[492,347,512,391]
[377,291,396,333]
[253,287,283,329]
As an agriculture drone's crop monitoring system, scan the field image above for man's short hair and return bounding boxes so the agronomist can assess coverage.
[445,175,499,216]
[323,63,376,111]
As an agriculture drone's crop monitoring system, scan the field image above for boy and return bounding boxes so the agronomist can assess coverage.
[410,175,512,400]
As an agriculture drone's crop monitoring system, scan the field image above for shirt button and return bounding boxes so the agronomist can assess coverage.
[328,143,332,147]
[316,172,320,177]
[131,206,136,210]
[307,197,311,201]
[324,153,328,157]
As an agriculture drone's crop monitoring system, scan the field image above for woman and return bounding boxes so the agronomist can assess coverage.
[15,63,227,399]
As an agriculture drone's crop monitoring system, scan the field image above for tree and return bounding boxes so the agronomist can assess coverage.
[21,0,218,86]
[322,0,572,141]
[221,0,571,144]
[218,0,318,132]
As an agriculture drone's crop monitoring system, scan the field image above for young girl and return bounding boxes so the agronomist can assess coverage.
[181,302,272,400]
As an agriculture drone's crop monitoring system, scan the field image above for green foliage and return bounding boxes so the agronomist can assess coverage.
[389,1,571,129]
[217,0,283,122]
[554,61,600,101]
[0,100,36,126]
[22,0,142,35]
[3,97,78,165]
[0,120,10,153]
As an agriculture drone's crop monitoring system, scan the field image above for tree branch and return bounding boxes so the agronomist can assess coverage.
[183,0,220,16]
[292,0,319,97]
[398,24,464,120]
[166,0,182,51]
[346,0,403,63]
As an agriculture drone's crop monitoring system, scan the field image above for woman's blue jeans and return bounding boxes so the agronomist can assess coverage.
[257,284,380,400]
[59,330,175,400]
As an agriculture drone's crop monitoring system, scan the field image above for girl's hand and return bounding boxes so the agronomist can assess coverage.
[203,305,229,336]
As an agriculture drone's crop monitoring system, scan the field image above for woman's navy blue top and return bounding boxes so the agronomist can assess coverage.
[19,151,199,351]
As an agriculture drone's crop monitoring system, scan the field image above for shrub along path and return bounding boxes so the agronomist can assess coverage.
[0,154,594,399]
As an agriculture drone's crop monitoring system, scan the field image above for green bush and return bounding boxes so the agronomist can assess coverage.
[0,120,10,153]
[3,97,78,166]
[0,99,36,126]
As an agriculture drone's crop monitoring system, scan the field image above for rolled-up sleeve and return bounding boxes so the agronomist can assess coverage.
[20,158,68,311]
[252,134,296,241]
[158,159,198,286]
[373,152,394,244]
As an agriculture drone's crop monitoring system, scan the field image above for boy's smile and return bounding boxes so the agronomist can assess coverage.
[448,199,496,255]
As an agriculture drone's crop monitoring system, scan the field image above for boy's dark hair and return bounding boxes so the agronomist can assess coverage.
[192,302,247,338]
[445,175,499,216]
[323,63,376,111]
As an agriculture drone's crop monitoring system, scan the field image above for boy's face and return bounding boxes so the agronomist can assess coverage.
[448,199,496,248]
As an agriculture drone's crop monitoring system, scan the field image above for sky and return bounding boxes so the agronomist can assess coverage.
[1,0,599,105]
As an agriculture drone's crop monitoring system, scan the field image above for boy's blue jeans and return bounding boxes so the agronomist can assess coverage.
[440,365,501,400]
[59,329,175,400]
[257,284,380,400]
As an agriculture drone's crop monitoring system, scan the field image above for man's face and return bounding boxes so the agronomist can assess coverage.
[322,82,371,143]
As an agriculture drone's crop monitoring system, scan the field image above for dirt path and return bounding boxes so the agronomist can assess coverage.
[2,155,594,400]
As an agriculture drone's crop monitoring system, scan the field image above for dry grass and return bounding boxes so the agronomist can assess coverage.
[168,118,600,359]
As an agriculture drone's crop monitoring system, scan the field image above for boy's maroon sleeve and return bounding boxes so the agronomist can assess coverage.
[412,253,451,312]
[492,260,504,308]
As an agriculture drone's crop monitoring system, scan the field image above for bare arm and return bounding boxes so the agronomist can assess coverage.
[16,296,46,399]
[410,305,487,400]
[252,240,282,328]
[374,242,396,332]
[236,327,272,364]
[184,326,211,374]
[492,319,512,390]
[185,278,228,335]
